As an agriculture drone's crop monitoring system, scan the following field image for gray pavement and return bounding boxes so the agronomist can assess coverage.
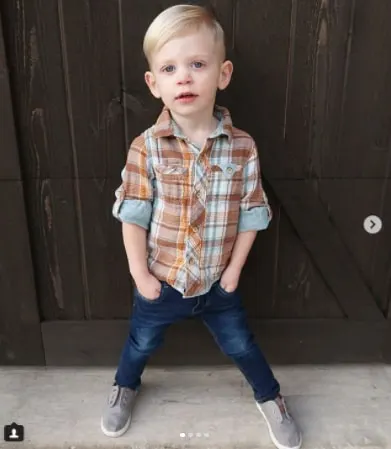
[0,365,390,449]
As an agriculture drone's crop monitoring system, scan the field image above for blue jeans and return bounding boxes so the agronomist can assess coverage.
[115,280,280,403]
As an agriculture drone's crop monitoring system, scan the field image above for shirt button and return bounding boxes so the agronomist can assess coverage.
[189,257,194,265]
[227,167,233,174]
[193,225,199,232]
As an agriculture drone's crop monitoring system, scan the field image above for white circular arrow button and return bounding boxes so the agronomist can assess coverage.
[363,215,382,234]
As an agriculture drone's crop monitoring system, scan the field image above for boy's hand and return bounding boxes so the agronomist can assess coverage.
[134,272,162,300]
[219,264,241,293]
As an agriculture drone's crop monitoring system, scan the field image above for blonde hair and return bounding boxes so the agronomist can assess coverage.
[143,4,226,66]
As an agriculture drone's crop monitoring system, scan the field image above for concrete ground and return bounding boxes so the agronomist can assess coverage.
[0,365,390,449]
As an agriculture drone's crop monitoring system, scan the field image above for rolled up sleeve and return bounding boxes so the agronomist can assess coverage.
[238,142,273,232]
[112,135,154,229]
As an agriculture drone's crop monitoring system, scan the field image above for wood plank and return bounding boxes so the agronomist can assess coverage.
[42,318,390,366]
[0,11,20,180]
[0,0,74,179]
[0,10,43,364]
[25,179,85,320]
[331,0,391,178]
[58,0,126,178]
[271,180,384,320]
[78,178,132,319]
[287,0,353,180]
[0,181,44,365]
[230,0,293,178]
[272,201,343,318]
[240,182,343,318]
[319,179,391,316]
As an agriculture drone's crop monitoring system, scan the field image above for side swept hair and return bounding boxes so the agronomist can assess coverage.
[143,4,226,65]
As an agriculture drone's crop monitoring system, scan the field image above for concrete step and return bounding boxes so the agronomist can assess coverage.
[0,365,390,449]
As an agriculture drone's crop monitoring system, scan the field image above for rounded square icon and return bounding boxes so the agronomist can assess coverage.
[4,422,24,442]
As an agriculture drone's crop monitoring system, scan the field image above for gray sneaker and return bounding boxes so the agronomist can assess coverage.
[256,395,302,449]
[101,384,138,437]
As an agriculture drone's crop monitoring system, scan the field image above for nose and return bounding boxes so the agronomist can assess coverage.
[176,67,192,85]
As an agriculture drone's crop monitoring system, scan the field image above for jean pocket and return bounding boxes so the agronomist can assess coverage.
[216,282,237,297]
[135,281,168,304]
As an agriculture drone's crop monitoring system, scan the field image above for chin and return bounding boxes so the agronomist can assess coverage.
[171,104,200,113]
[176,101,213,113]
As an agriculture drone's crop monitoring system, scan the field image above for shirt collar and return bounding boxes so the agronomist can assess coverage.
[152,104,233,143]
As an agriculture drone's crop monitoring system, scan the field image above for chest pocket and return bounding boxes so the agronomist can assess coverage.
[210,162,242,178]
[208,162,243,199]
[154,163,189,203]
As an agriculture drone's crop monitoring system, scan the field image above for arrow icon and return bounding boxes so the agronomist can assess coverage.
[363,215,382,234]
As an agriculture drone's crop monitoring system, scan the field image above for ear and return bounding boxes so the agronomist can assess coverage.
[144,71,161,98]
[218,60,233,91]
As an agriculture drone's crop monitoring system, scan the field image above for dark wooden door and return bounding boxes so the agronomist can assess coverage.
[0,10,44,364]
[1,0,390,366]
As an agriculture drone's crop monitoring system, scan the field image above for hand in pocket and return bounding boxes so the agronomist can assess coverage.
[134,273,162,300]
[219,264,241,293]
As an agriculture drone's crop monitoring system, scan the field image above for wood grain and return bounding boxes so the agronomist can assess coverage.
[25,178,85,320]
[0,181,44,365]
[0,11,43,365]
[272,179,384,320]
[319,179,391,316]
[230,0,293,178]
[58,0,126,178]
[331,0,391,178]
[0,14,20,180]
[78,178,133,319]
[1,0,74,179]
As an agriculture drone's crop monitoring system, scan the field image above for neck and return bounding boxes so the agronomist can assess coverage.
[170,104,218,140]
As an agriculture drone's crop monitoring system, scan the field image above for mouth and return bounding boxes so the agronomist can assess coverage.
[175,92,198,100]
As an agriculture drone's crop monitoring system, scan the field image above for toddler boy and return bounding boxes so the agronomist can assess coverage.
[101,4,302,449]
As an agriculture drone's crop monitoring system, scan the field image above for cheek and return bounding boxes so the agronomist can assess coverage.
[199,73,219,92]
[152,81,166,99]
[156,78,172,93]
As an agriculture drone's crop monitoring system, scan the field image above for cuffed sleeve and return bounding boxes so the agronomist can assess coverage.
[112,198,152,229]
[112,135,154,227]
[238,205,271,231]
[238,142,272,232]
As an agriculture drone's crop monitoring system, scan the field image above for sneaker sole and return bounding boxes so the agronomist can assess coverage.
[255,401,302,449]
[100,414,132,438]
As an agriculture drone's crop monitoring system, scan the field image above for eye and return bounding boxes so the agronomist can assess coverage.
[162,65,175,73]
[192,61,205,69]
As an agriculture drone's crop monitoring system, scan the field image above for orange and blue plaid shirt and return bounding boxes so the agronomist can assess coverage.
[113,105,272,298]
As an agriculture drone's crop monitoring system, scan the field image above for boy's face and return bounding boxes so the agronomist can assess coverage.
[145,25,233,118]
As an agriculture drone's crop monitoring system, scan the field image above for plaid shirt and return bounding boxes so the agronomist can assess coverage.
[113,105,272,298]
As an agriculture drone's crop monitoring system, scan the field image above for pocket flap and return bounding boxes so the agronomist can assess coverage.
[155,164,188,176]
[210,163,242,177]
